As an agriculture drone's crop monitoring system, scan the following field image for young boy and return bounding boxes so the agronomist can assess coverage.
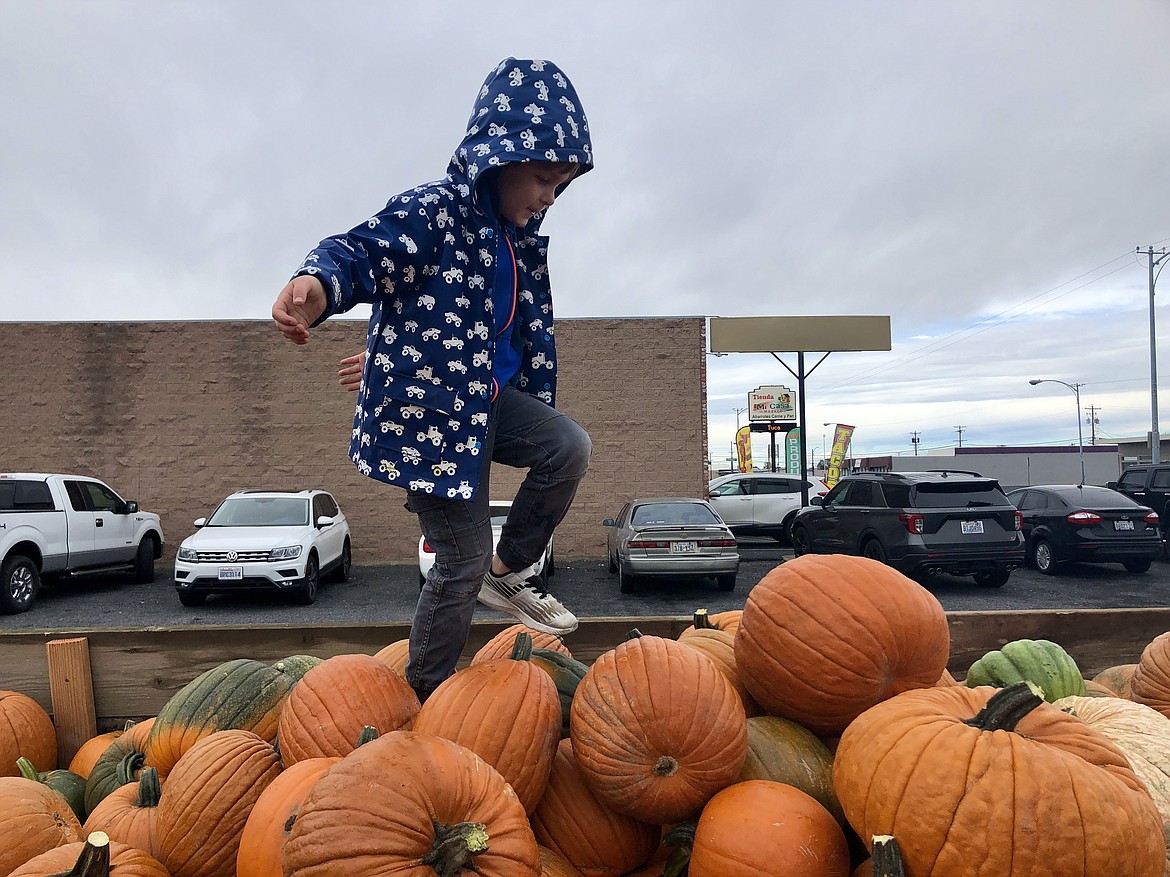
[271,58,594,701]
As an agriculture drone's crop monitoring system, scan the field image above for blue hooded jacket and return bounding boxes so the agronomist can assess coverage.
[293,58,593,499]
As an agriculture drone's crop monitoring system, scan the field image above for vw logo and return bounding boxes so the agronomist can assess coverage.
[227,551,238,562]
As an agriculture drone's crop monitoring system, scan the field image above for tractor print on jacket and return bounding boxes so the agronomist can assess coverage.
[293,58,592,499]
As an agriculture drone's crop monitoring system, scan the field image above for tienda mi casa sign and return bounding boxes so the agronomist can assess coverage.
[748,385,797,422]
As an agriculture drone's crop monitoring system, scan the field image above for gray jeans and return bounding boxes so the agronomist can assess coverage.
[403,386,591,696]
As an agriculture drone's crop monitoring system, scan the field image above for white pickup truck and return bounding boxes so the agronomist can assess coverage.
[0,473,164,614]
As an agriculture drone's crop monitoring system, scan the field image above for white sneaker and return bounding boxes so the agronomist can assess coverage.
[478,571,579,635]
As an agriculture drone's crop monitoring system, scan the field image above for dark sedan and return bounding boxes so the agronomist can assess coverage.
[1006,485,1162,575]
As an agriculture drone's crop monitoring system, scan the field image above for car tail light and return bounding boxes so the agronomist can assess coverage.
[1146,511,1160,524]
[698,538,738,547]
[1014,511,1023,531]
[422,540,434,554]
[899,513,924,534]
[1066,511,1103,525]
[628,539,669,549]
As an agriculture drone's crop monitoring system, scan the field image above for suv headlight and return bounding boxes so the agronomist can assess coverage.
[176,547,199,562]
[269,545,303,561]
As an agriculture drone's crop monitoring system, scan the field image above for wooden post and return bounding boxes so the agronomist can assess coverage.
[46,637,98,767]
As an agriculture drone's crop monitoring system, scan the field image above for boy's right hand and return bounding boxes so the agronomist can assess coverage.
[338,352,366,392]
[272,275,327,345]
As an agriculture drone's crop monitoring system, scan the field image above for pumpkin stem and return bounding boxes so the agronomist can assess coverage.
[16,756,42,782]
[626,628,643,639]
[136,767,161,808]
[421,820,489,877]
[356,726,379,747]
[67,831,111,877]
[693,608,713,629]
[510,631,533,661]
[661,823,696,877]
[963,682,1044,732]
[871,835,906,877]
[115,750,145,786]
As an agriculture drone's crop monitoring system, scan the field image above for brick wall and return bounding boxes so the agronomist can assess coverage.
[0,319,708,564]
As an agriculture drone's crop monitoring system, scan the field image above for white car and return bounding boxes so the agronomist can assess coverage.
[418,500,554,587]
[173,489,351,607]
[707,472,830,542]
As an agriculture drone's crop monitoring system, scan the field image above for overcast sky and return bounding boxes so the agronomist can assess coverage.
[4,2,1169,469]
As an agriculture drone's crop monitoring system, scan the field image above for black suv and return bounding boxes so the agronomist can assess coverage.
[790,470,1025,587]
[1108,465,1170,542]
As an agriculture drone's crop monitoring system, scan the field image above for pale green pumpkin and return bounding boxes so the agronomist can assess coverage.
[964,638,1086,701]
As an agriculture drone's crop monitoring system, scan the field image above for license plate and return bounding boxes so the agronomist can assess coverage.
[1115,520,1135,531]
[670,541,697,554]
[961,521,984,535]
[218,566,243,580]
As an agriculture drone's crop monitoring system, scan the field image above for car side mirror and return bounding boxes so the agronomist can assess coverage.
[1105,481,1119,489]
[810,496,824,506]
[193,518,207,528]
[602,518,616,527]
[123,500,139,514]
[316,515,334,528]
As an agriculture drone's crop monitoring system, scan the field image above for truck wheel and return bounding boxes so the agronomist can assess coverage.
[134,537,156,584]
[0,554,40,614]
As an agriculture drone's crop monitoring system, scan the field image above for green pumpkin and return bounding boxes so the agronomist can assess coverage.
[529,647,588,739]
[965,638,1086,702]
[18,756,87,821]
[738,715,846,828]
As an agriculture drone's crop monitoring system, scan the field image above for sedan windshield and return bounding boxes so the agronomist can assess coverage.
[207,497,309,527]
[633,503,720,526]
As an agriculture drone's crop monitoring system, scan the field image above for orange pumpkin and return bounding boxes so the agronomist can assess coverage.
[936,668,960,686]
[82,765,160,854]
[68,725,129,779]
[1133,633,1170,719]
[237,756,339,877]
[9,831,169,877]
[570,634,747,824]
[530,738,659,877]
[472,624,572,663]
[1096,662,1139,699]
[0,690,56,775]
[372,638,410,675]
[677,623,760,717]
[154,729,281,877]
[415,632,560,814]
[735,555,950,734]
[276,653,419,766]
[689,780,850,877]
[283,730,540,877]
[538,845,585,877]
[833,683,1165,876]
[0,776,83,875]
[679,608,742,636]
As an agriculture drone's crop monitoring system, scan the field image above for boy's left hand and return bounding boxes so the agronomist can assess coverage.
[338,352,366,392]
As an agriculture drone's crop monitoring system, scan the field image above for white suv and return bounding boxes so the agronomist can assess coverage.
[707,472,829,542]
[173,489,351,607]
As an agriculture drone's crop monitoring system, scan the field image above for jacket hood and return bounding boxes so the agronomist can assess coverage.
[450,58,593,229]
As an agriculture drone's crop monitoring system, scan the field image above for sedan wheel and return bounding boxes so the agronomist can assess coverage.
[608,552,618,574]
[618,563,637,594]
[1033,539,1058,575]
[716,573,736,592]
[1124,559,1153,574]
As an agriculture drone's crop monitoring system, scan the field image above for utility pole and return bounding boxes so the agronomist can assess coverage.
[1085,405,1101,446]
[910,431,920,456]
[954,425,965,448]
[1140,246,1168,463]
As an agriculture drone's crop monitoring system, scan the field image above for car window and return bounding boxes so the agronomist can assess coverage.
[709,481,747,497]
[1054,486,1141,508]
[842,481,878,507]
[320,494,340,517]
[1119,469,1148,488]
[1153,470,1170,489]
[881,483,911,508]
[312,496,325,521]
[207,497,310,527]
[755,479,800,495]
[63,481,87,512]
[632,503,720,526]
[823,482,851,507]
[911,482,1009,508]
[81,482,121,513]
[1015,491,1050,511]
[0,480,55,511]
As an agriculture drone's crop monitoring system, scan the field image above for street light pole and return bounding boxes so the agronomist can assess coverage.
[1141,246,1169,463]
[1029,378,1085,485]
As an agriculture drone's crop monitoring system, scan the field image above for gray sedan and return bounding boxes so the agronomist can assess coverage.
[603,497,740,593]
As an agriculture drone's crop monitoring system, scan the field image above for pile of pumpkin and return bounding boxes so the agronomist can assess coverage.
[3,553,1170,877]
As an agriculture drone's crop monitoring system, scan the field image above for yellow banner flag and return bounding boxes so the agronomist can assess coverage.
[735,426,753,473]
[825,423,855,489]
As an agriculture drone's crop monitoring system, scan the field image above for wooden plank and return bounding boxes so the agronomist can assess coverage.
[45,638,98,765]
[3,609,1168,724]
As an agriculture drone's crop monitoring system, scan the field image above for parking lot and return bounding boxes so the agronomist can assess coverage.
[5,537,1170,632]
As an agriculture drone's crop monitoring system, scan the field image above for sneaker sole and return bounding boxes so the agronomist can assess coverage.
[476,587,579,636]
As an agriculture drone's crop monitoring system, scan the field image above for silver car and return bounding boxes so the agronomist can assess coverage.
[603,497,740,593]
